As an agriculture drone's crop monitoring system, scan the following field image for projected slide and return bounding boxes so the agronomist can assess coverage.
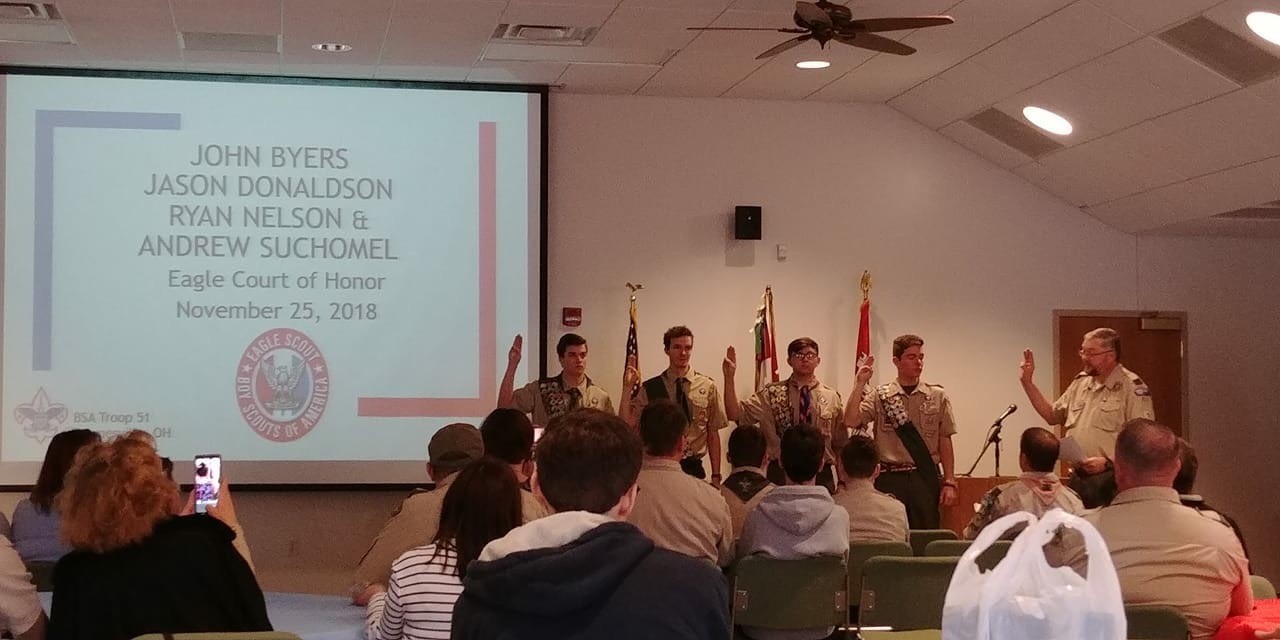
[0,71,544,484]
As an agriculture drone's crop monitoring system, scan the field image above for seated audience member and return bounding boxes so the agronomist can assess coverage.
[479,408,553,518]
[832,436,908,543]
[1175,440,1249,560]
[963,427,1084,539]
[353,423,485,602]
[49,436,269,640]
[719,425,775,539]
[628,400,734,566]
[1059,419,1250,640]
[364,457,524,640]
[11,429,100,564]
[738,426,849,640]
[0,537,45,639]
[451,409,730,640]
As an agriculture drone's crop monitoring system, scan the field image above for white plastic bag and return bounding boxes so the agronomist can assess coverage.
[941,508,1126,640]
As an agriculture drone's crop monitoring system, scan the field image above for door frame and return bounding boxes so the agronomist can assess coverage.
[1052,309,1190,440]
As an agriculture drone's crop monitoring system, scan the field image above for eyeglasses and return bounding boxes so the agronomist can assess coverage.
[791,352,819,361]
[1078,349,1114,358]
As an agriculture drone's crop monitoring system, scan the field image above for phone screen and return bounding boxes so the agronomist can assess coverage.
[533,427,545,444]
[193,454,222,514]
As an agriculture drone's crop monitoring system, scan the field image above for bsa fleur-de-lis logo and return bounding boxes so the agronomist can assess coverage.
[14,388,67,443]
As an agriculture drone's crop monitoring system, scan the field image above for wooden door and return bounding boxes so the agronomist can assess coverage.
[1054,312,1187,438]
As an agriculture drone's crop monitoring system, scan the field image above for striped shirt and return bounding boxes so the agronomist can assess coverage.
[365,543,465,640]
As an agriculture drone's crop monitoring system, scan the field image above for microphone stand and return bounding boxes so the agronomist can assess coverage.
[961,421,1005,477]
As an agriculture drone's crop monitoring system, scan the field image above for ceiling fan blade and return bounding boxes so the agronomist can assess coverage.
[795,2,832,29]
[687,27,809,32]
[756,34,813,60]
[834,32,916,56]
[845,16,955,33]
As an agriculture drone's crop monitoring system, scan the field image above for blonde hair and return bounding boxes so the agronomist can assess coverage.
[58,436,179,553]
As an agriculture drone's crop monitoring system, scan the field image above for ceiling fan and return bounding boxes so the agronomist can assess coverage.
[688,1,955,60]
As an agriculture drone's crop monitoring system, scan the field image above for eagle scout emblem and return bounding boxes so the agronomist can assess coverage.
[236,328,330,442]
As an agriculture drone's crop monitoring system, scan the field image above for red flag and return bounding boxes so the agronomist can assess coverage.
[856,271,871,369]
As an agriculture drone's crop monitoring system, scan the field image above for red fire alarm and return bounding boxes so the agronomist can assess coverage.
[562,307,582,327]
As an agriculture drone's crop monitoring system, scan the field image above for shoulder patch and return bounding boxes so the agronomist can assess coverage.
[1135,386,1150,397]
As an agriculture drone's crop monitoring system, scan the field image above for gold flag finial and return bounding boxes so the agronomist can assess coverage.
[860,271,872,301]
[626,282,644,301]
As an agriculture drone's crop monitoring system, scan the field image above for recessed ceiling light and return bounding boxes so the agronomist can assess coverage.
[311,42,352,53]
[796,60,830,69]
[1021,106,1073,136]
[1246,11,1280,46]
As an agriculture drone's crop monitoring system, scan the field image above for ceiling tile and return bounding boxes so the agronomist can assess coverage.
[1089,0,1221,33]
[722,37,876,100]
[592,6,718,49]
[888,57,1024,128]
[281,0,393,65]
[968,1,1142,96]
[500,2,619,27]
[1146,89,1280,178]
[637,47,766,97]
[466,61,569,84]
[557,63,659,93]
[381,1,504,65]
[939,120,1032,169]
[172,0,282,36]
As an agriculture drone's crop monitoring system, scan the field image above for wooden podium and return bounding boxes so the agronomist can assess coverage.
[941,476,1015,536]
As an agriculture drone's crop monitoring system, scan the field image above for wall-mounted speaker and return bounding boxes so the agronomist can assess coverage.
[734,205,762,240]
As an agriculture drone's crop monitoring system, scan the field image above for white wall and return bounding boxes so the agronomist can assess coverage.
[9,94,1276,594]
[545,94,1138,475]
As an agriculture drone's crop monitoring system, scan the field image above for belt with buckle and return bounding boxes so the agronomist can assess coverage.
[879,463,918,473]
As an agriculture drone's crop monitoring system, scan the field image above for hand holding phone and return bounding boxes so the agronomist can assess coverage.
[193,454,222,514]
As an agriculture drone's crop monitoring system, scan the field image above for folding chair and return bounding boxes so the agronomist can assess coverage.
[731,555,847,633]
[908,529,958,556]
[1124,604,1190,640]
[923,539,1013,571]
[859,556,959,631]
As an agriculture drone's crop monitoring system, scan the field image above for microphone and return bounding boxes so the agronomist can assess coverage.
[993,403,1017,426]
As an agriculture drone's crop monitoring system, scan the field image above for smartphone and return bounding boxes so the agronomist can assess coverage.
[533,427,545,444]
[193,454,222,514]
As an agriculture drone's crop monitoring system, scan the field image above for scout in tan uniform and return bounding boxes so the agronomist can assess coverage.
[1020,327,1154,469]
[498,333,614,427]
[628,400,735,567]
[621,326,728,482]
[844,334,958,529]
[962,427,1084,539]
[1054,420,1251,640]
[832,436,909,543]
[722,337,845,493]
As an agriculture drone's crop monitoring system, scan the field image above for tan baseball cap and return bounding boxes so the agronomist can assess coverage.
[428,422,484,470]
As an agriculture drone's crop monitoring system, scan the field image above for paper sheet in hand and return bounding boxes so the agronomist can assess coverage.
[1059,435,1086,464]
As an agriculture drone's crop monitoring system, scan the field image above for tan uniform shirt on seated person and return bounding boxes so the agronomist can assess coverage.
[628,457,734,567]
[1052,365,1153,460]
[719,465,775,540]
[1055,486,1251,640]
[832,477,909,543]
[510,376,615,427]
[857,380,957,465]
[630,370,728,461]
[738,377,845,467]
[0,537,43,638]
[962,471,1084,540]
[353,474,551,586]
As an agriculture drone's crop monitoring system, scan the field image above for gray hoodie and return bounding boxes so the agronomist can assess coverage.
[737,485,850,560]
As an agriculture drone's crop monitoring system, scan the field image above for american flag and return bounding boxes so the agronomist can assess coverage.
[625,296,641,397]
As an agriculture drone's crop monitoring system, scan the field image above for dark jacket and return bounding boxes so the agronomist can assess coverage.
[451,520,729,640]
[49,515,270,640]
